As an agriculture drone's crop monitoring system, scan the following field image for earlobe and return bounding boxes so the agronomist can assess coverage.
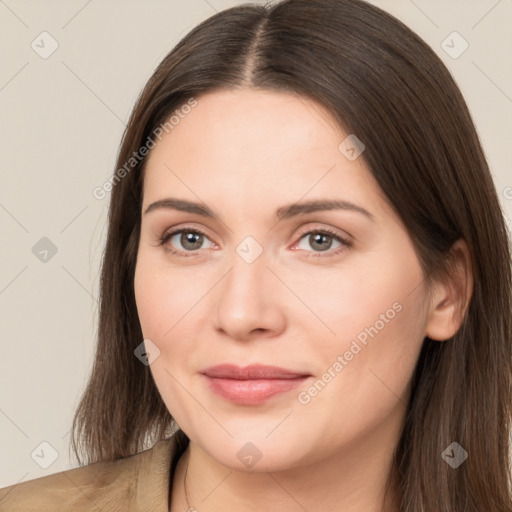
[425,239,474,342]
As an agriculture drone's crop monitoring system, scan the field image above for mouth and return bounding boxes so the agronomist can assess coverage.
[200,364,312,405]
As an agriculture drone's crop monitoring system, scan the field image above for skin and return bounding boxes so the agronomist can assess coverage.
[134,88,472,512]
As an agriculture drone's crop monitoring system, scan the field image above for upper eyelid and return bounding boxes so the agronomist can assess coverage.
[160,223,350,238]
[160,225,214,243]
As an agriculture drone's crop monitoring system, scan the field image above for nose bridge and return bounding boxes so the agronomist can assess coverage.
[222,237,269,309]
[214,234,284,338]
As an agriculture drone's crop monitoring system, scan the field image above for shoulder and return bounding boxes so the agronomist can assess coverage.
[0,437,181,512]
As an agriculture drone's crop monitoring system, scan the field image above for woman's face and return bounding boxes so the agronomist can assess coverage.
[134,88,431,471]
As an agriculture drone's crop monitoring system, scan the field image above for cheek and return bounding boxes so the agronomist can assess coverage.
[285,283,426,459]
[134,256,206,423]
[296,250,427,428]
[134,252,207,344]
[284,247,425,360]
[291,241,426,390]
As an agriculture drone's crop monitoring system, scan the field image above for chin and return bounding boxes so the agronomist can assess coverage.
[190,430,310,473]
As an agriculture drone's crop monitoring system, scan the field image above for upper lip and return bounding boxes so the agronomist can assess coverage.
[201,364,310,380]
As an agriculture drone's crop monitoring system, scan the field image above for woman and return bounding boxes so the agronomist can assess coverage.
[1,0,510,510]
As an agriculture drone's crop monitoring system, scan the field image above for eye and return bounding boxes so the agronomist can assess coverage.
[158,225,352,258]
[293,227,352,257]
[159,227,215,256]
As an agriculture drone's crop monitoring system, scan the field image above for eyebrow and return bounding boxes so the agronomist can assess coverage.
[143,198,375,221]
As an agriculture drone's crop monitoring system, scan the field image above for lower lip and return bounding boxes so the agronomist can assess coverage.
[202,375,310,405]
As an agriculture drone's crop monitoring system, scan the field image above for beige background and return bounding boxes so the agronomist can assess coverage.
[1,0,511,487]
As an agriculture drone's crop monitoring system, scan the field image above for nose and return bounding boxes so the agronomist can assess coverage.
[213,245,287,342]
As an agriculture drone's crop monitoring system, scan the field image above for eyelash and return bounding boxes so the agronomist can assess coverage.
[158,225,352,258]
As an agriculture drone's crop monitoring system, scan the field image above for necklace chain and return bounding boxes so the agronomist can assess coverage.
[183,448,193,511]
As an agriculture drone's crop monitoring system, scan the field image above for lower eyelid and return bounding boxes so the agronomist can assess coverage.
[294,232,351,255]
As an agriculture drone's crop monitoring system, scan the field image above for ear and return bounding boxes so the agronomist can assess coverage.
[425,239,474,341]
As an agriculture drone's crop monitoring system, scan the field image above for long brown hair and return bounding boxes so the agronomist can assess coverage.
[71,0,512,509]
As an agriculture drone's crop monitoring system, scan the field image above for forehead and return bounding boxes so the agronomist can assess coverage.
[148,88,343,163]
[142,88,387,222]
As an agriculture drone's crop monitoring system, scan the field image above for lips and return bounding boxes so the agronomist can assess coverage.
[201,363,309,380]
[200,364,312,405]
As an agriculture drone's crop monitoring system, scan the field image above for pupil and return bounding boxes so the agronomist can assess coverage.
[182,232,202,250]
[311,233,331,251]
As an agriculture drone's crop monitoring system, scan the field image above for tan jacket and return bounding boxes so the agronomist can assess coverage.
[0,432,187,511]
